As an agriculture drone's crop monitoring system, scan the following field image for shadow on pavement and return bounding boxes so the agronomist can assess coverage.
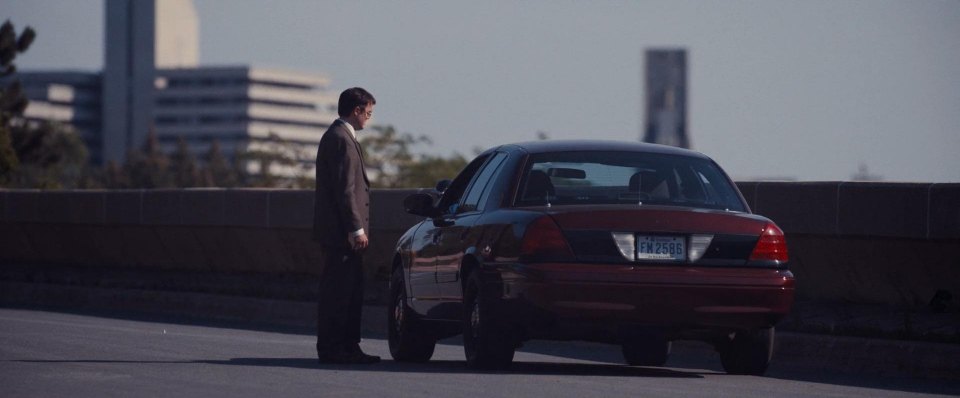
[9,306,960,395]
[208,358,705,378]
[12,358,703,379]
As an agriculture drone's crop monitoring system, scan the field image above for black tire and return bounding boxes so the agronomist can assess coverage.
[719,327,775,376]
[388,267,436,362]
[463,271,515,370]
[622,339,672,367]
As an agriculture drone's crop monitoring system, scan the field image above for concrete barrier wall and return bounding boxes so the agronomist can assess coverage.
[736,182,960,307]
[0,189,424,284]
[1,182,958,308]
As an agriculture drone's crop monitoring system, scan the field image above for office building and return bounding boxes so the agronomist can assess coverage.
[6,0,337,177]
[153,66,337,175]
[10,71,103,163]
[643,49,690,149]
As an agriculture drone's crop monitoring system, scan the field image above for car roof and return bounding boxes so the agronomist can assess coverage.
[494,140,712,160]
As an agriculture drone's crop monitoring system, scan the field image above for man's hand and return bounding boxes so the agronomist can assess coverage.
[350,233,369,251]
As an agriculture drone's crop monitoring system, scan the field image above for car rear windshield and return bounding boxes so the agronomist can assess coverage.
[515,151,747,212]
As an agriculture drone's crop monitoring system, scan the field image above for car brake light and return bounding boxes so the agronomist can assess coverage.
[750,223,788,263]
[520,215,575,261]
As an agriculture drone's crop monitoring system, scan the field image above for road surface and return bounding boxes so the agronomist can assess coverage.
[1,308,956,397]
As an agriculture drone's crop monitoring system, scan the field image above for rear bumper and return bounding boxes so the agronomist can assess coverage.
[483,262,795,340]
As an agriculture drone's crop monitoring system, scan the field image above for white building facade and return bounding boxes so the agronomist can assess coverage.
[153,67,337,175]
[7,0,338,177]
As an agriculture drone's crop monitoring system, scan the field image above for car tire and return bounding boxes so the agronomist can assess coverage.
[388,267,436,362]
[622,339,671,367]
[718,327,774,376]
[463,271,515,370]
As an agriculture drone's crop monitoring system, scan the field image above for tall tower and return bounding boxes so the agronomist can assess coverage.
[101,0,198,164]
[642,49,689,149]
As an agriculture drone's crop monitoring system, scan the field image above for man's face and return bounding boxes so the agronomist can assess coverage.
[355,104,374,130]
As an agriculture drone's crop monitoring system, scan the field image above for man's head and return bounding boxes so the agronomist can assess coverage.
[338,87,376,131]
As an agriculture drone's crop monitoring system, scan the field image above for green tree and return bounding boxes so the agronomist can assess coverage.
[396,152,468,188]
[103,160,128,189]
[235,132,310,188]
[124,128,172,188]
[359,125,430,188]
[8,121,88,189]
[170,136,202,187]
[0,20,36,185]
[0,122,15,184]
[359,125,471,188]
[202,139,238,187]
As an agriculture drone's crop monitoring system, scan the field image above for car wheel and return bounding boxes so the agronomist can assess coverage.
[463,271,515,370]
[718,327,774,376]
[388,267,436,362]
[622,339,671,367]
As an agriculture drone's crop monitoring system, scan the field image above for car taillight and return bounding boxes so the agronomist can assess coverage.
[520,215,575,261]
[750,223,788,263]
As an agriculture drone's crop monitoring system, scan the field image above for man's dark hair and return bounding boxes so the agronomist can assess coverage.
[338,87,376,117]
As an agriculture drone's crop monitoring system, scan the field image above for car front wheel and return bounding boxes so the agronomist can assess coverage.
[718,327,775,375]
[388,267,436,362]
[463,271,515,370]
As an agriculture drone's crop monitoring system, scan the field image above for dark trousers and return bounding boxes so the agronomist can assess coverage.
[316,246,365,356]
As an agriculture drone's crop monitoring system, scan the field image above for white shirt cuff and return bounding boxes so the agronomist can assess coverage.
[350,229,365,237]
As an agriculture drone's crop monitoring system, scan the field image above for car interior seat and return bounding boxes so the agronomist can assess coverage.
[523,170,556,204]
[629,170,670,200]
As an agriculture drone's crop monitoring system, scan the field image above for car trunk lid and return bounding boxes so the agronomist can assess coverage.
[527,205,773,266]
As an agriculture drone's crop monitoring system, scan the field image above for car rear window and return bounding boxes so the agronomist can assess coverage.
[515,151,746,212]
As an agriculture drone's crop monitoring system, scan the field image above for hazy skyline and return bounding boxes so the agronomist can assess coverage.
[5,0,959,182]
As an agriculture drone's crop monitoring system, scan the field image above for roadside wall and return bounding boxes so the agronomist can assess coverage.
[736,182,959,308]
[1,182,957,308]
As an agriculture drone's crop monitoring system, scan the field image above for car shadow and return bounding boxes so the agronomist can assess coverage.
[11,358,703,379]
[207,358,705,378]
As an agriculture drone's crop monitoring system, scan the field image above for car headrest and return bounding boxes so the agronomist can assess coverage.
[523,170,556,203]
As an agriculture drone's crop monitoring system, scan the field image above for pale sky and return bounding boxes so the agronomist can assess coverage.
[4,0,959,182]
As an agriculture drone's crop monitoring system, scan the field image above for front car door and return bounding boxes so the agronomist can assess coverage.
[434,152,510,313]
[408,153,490,317]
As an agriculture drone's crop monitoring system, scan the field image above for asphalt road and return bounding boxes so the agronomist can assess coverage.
[1,308,957,398]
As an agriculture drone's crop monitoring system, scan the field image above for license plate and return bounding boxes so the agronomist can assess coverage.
[636,235,686,261]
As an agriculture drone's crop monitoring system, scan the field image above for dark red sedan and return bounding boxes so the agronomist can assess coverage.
[388,140,794,375]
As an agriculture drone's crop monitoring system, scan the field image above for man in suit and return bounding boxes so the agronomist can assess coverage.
[313,87,379,364]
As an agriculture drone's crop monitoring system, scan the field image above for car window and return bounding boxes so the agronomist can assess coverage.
[475,153,511,212]
[437,154,490,215]
[460,152,508,213]
[515,151,745,212]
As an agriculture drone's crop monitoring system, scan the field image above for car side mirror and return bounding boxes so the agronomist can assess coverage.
[435,179,452,193]
[403,193,439,218]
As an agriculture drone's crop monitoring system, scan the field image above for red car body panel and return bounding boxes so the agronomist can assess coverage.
[545,205,770,236]
[487,263,794,338]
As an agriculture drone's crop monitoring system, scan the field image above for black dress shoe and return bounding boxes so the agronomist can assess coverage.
[340,349,380,364]
[317,349,380,365]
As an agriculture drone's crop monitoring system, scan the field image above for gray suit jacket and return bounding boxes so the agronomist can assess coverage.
[312,120,370,248]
